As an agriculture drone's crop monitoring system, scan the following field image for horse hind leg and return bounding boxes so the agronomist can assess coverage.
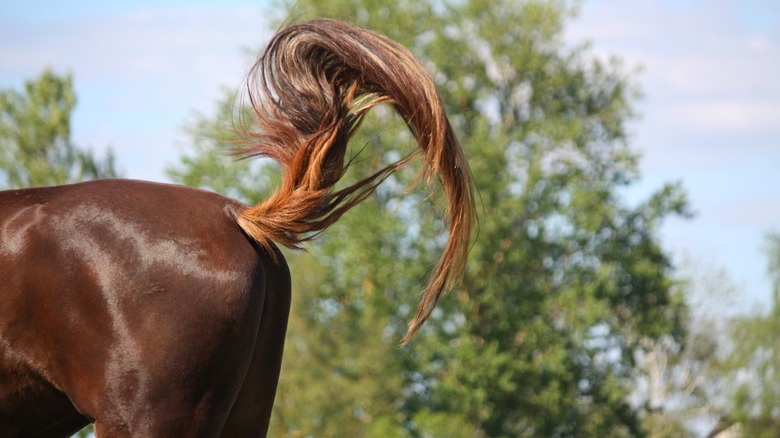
[89,323,262,438]
[88,341,255,437]
[93,305,269,438]
[86,281,269,437]
[219,251,291,438]
[0,371,89,438]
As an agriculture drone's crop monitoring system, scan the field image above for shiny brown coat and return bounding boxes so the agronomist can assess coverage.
[0,180,290,436]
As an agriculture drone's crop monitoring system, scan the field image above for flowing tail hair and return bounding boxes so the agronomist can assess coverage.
[235,19,475,345]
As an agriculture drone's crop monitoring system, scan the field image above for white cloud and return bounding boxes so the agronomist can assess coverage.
[1,8,267,84]
[663,99,780,132]
[712,197,780,228]
[568,0,780,96]
[566,0,780,161]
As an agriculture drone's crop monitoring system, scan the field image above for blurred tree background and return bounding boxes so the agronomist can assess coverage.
[0,68,119,189]
[3,1,777,437]
[716,233,780,438]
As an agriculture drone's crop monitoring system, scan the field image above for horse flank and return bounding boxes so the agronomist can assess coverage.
[234,19,475,344]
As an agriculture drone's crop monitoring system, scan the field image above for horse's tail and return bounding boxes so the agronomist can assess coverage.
[235,19,475,344]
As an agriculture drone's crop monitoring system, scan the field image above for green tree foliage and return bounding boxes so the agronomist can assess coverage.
[0,68,119,189]
[633,260,735,437]
[719,232,780,437]
[169,1,691,436]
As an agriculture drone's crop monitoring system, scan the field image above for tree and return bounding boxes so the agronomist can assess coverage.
[169,0,691,436]
[0,68,119,189]
[718,232,780,437]
[633,259,737,437]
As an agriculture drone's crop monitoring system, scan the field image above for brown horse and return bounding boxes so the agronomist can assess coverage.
[0,19,475,437]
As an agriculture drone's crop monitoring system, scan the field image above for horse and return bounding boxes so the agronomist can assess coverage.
[0,19,475,437]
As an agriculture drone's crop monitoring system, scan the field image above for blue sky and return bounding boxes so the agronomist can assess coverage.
[568,0,780,314]
[2,0,778,315]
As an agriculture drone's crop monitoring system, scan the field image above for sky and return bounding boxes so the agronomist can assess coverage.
[1,0,778,314]
[567,0,780,314]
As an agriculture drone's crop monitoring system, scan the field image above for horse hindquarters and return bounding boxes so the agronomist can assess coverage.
[84,243,290,438]
[88,244,291,438]
[1,181,289,437]
[59,185,274,437]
